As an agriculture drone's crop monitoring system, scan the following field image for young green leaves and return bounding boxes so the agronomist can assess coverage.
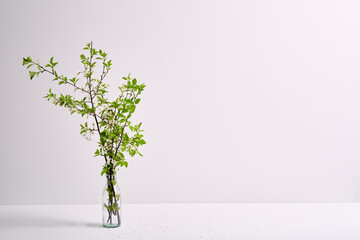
[23,42,146,176]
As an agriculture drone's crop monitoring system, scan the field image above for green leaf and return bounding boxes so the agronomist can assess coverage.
[94,149,99,156]
[120,145,126,152]
[22,56,32,65]
[29,71,36,80]
[117,113,126,118]
[135,98,141,104]
[111,179,116,185]
[129,105,136,113]
[132,79,137,85]
[129,150,136,157]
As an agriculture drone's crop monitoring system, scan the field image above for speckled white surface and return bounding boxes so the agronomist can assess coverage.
[1,203,360,240]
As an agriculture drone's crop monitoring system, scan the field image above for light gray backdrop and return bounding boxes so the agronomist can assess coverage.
[1,0,360,204]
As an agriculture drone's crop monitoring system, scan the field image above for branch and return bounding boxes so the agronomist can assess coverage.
[93,64,109,98]
[87,41,108,164]
[114,90,139,158]
[31,62,90,94]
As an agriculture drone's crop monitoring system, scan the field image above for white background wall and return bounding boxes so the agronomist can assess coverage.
[1,0,360,204]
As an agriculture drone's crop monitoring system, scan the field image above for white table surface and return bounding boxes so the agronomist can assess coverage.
[1,203,360,240]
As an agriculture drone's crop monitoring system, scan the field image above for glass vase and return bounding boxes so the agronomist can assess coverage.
[102,173,121,228]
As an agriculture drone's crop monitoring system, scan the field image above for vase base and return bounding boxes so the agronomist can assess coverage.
[103,224,120,228]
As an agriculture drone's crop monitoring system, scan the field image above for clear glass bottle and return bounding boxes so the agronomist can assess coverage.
[102,174,121,228]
